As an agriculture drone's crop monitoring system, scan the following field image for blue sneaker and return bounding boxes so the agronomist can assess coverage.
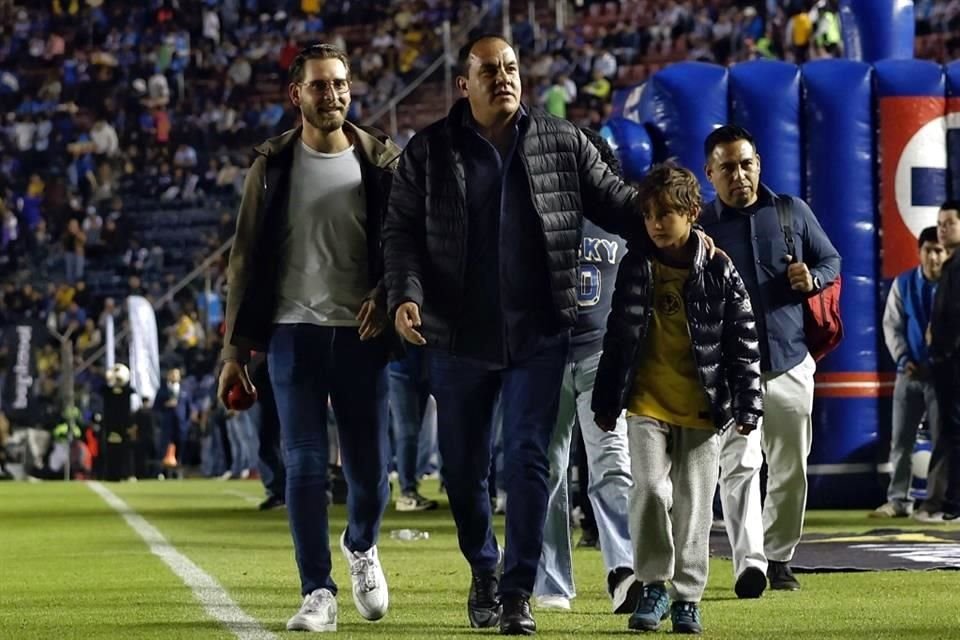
[628,583,670,631]
[671,601,703,634]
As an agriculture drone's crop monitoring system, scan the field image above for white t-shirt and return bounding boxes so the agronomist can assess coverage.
[274,141,369,327]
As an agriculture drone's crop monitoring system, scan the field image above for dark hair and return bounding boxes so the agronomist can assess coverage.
[457,33,510,76]
[703,124,757,159]
[288,43,351,84]
[940,200,960,215]
[919,226,939,248]
[635,161,702,220]
[580,127,623,177]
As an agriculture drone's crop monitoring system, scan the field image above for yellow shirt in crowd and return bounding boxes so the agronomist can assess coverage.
[628,260,713,430]
[791,13,813,46]
[301,0,322,14]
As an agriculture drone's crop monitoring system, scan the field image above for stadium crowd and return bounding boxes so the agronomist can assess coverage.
[0,0,953,484]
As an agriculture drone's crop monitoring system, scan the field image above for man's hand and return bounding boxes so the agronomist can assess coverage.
[356,297,387,341]
[217,360,256,408]
[595,413,617,432]
[395,302,427,345]
[736,423,756,435]
[903,361,918,377]
[694,229,719,258]
[926,323,933,346]
[785,255,814,292]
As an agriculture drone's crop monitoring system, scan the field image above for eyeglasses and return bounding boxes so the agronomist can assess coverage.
[298,79,351,95]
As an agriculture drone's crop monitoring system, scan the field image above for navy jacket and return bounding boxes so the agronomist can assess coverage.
[571,219,625,362]
[699,184,841,373]
[456,106,558,365]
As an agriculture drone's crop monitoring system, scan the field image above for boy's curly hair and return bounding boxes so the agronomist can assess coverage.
[635,161,702,221]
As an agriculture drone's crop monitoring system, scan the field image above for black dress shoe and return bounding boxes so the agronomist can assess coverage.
[499,593,536,636]
[767,561,800,591]
[735,566,767,599]
[468,572,501,628]
[258,495,285,511]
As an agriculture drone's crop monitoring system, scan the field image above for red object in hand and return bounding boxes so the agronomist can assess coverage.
[227,383,257,411]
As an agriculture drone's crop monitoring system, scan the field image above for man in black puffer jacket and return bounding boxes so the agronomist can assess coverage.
[591,163,762,635]
[383,34,681,636]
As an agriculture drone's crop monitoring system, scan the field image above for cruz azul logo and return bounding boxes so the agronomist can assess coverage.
[880,96,957,278]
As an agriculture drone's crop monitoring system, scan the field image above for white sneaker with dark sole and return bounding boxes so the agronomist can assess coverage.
[340,530,389,620]
[286,588,337,632]
[395,491,439,512]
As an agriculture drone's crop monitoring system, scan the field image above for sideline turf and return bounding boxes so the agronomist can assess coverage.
[2,480,959,639]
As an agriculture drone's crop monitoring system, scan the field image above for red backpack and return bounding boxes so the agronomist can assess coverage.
[775,195,843,362]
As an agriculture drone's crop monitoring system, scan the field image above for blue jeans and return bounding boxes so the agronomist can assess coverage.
[255,382,286,499]
[428,336,568,597]
[534,350,634,599]
[156,410,187,455]
[268,324,390,596]
[64,252,84,282]
[226,409,260,476]
[201,417,227,477]
[388,346,431,493]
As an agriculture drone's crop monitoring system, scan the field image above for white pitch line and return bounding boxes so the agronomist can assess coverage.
[222,490,262,505]
[88,482,277,640]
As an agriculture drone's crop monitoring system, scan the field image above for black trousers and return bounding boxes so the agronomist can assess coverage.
[932,359,960,514]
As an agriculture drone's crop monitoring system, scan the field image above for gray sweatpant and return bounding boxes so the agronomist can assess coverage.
[627,415,720,603]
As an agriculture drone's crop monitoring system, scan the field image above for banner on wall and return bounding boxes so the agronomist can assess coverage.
[879,97,947,278]
[947,62,960,200]
[0,322,46,426]
[127,295,160,410]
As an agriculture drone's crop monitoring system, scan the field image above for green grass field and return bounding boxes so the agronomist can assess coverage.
[2,479,959,639]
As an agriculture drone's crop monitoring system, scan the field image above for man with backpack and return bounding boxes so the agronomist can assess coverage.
[699,125,841,595]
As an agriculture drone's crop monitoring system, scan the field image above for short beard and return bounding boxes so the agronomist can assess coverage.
[303,105,346,133]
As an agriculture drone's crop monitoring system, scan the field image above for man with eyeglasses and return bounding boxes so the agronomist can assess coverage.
[217,44,401,632]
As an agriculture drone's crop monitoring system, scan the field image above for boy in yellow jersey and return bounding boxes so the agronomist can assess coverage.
[592,162,763,635]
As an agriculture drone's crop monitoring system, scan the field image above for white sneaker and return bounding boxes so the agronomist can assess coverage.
[340,530,389,620]
[286,588,337,632]
[535,594,571,610]
[870,502,911,518]
[913,510,946,523]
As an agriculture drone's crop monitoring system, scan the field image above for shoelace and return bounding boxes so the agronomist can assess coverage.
[640,587,666,612]
[349,552,379,593]
[503,597,530,616]
[674,603,699,623]
[471,575,498,608]
[304,592,332,614]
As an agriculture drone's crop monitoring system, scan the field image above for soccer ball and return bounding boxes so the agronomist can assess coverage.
[106,363,131,389]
